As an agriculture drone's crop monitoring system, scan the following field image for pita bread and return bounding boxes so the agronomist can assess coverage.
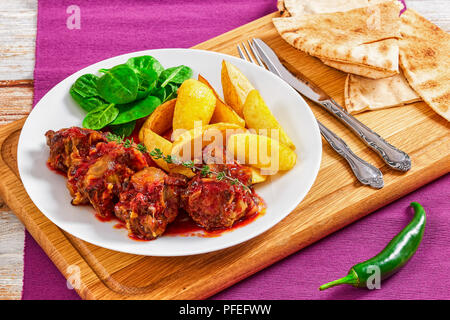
[345,73,421,114]
[321,58,397,79]
[276,0,398,78]
[278,0,388,17]
[273,2,401,73]
[399,9,450,121]
[277,0,290,17]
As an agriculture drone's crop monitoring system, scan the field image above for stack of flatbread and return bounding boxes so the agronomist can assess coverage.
[274,0,450,121]
[273,1,402,79]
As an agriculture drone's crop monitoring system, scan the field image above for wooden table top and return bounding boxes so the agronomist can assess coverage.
[0,0,448,300]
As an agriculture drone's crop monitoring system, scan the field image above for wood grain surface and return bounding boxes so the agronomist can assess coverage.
[0,0,36,299]
[0,0,448,300]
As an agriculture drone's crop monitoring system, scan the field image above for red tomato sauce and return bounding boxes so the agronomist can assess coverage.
[109,217,151,242]
[46,162,66,177]
[165,208,265,238]
[105,209,265,241]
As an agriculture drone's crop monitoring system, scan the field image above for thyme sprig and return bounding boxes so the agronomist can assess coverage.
[106,132,250,191]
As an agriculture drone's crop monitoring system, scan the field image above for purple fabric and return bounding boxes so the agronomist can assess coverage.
[24,0,450,299]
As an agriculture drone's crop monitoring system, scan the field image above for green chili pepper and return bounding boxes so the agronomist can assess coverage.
[319,202,426,290]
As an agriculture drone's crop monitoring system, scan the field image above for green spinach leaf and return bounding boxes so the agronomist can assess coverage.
[126,56,163,100]
[97,64,138,104]
[126,56,164,77]
[135,68,158,100]
[70,91,106,112]
[83,103,119,130]
[111,95,161,125]
[159,65,193,88]
[70,74,106,112]
[164,83,179,101]
[71,74,99,98]
[150,82,178,103]
[69,57,193,132]
[109,120,136,138]
[150,86,166,102]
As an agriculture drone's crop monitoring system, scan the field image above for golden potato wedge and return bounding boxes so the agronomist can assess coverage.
[250,167,267,184]
[221,60,255,117]
[243,90,295,149]
[142,128,195,177]
[170,165,196,178]
[142,129,172,172]
[210,102,246,128]
[139,98,176,141]
[198,74,246,127]
[172,79,216,138]
[171,123,246,163]
[226,133,297,172]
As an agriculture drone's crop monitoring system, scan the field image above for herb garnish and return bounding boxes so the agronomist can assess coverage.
[106,132,250,191]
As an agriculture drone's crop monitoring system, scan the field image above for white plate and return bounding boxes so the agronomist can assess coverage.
[18,48,321,256]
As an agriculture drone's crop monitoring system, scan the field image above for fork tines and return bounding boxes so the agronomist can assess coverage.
[237,39,265,68]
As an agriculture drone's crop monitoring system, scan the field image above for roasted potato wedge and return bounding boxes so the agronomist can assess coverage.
[198,74,246,127]
[171,123,246,162]
[226,133,297,172]
[221,60,255,117]
[139,98,176,141]
[142,128,195,177]
[170,165,196,178]
[142,129,172,172]
[243,90,295,149]
[250,167,267,184]
[172,79,216,138]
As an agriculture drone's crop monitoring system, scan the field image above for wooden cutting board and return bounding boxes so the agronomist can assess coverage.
[0,12,448,300]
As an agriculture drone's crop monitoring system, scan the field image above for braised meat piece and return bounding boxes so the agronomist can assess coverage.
[114,167,188,240]
[45,127,106,173]
[182,164,264,230]
[67,141,149,218]
[45,126,266,239]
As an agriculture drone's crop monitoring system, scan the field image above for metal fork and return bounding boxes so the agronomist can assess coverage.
[238,40,384,189]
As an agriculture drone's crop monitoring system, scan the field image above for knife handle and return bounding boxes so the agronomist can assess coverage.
[319,99,411,171]
[318,121,384,189]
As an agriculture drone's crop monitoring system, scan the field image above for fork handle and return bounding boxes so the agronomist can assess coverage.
[319,99,411,172]
[318,120,384,189]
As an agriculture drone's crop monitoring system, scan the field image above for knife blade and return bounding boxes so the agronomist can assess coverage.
[252,38,331,103]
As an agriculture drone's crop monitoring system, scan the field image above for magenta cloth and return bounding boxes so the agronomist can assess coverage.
[24,0,449,299]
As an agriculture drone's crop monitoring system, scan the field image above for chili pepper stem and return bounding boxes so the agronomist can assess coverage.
[319,269,359,291]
